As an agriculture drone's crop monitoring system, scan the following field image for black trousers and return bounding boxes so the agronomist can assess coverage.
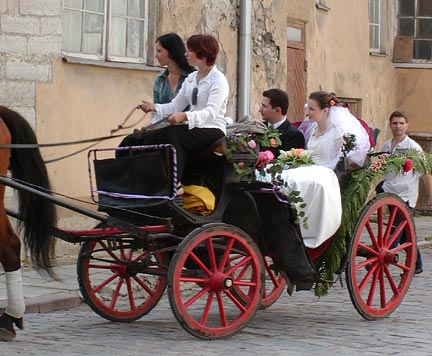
[117,125,224,180]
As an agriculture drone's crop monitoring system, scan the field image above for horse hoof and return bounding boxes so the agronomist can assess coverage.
[0,313,22,341]
[0,327,16,341]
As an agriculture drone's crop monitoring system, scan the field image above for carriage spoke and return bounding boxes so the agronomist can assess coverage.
[93,272,119,293]
[264,259,279,287]
[366,267,380,306]
[377,207,383,247]
[88,263,113,270]
[224,290,248,312]
[383,207,397,248]
[132,275,156,296]
[379,268,386,308]
[387,222,408,250]
[358,263,378,293]
[118,240,126,260]
[206,238,218,272]
[98,240,120,261]
[358,242,379,257]
[184,287,210,308]
[218,238,235,270]
[200,291,214,324]
[109,277,124,309]
[233,280,256,287]
[216,292,227,327]
[189,252,212,276]
[232,260,251,282]
[179,277,208,284]
[383,265,400,296]
[355,257,378,271]
[394,263,410,272]
[365,222,380,251]
[126,277,136,310]
[226,256,252,275]
[391,241,412,254]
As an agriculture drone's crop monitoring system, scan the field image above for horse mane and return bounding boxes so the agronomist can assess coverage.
[0,106,57,271]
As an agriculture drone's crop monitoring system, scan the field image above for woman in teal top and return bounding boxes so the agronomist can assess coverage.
[153,33,195,104]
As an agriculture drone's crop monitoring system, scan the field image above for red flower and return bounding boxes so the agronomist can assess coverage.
[238,162,245,169]
[403,159,412,173]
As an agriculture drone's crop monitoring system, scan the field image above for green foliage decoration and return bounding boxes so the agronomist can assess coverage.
[314,149,432,297]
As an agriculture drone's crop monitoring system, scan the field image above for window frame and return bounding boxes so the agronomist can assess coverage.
[397,0,432,61]
[369,0,387,54]
[62,0,158,65]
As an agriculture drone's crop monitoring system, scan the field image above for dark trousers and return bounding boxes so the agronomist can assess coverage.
[376,183,422,269]
[117,125,224,180]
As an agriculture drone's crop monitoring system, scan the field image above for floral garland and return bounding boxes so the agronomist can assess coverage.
[224,126,282,181]
[314,149,432,297]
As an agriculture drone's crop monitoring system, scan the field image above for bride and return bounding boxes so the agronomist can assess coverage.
[257,91,370,249]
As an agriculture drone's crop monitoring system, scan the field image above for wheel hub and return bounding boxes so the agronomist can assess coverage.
[208,272,232,292]
[378,248,399,265]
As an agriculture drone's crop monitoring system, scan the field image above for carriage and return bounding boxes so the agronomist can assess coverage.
[0,111,418,340]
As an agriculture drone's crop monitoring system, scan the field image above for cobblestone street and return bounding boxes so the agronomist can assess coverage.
[3,247,432,355]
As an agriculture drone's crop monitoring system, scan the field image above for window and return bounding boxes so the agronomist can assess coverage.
[369,0,386,53]
[62,0,159,64]
[398,0,432,60]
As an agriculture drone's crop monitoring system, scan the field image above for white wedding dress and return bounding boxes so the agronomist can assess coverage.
[256,127,343,249]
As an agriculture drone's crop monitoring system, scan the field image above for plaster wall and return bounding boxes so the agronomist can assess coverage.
[395,68,432,134]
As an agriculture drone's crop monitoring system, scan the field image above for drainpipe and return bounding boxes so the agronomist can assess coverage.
[237,0,252,120]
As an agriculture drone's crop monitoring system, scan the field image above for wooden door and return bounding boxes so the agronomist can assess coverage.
[286,23,306,124]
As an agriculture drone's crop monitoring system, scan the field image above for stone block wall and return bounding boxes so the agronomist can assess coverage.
[0,0,62,127]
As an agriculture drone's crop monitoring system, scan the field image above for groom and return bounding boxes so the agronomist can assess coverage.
[259,88,305,155]
[256,89,315,294]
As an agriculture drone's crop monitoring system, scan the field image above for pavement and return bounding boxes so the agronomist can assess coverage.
[0,215,431,315]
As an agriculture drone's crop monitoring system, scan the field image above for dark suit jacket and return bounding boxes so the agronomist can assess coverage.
[265,120,305,157]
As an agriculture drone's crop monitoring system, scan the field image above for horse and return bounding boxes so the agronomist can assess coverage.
[0,106,56,341]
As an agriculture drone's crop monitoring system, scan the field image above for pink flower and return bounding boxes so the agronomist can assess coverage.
[256,150,274,170]
[269,138,277,147]
[238,162,245,169]
[403,159,412,173]
[247,140,257,149]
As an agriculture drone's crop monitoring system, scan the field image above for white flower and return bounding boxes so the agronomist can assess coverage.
[299,149,313,158]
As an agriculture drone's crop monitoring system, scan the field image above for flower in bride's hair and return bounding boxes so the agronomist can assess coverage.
[329,99,336,106]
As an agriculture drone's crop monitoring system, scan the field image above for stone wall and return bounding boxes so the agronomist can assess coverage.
[0,0,62,126]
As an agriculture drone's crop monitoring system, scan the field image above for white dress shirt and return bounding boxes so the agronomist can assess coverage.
[154,66,229,134]
[382,135,423,207]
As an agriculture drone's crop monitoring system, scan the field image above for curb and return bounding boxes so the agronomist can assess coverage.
[0,292,82,314]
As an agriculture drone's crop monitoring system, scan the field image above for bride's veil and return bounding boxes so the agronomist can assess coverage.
[328,106,370,167]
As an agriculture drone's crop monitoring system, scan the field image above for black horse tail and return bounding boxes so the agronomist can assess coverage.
[0,106,56,271]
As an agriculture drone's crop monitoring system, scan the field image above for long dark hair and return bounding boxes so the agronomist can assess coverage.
[157,33,195,74]
[0,106,56,271]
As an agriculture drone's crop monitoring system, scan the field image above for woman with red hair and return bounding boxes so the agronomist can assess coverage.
[138,34,229,182]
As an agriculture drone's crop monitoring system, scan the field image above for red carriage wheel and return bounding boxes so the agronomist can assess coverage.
[77,237,167,322]
[229,254,285,310]
[167,223,264,339]
[346,193,416,320]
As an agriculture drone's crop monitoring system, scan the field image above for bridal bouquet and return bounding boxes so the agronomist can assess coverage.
[277,148,315,168]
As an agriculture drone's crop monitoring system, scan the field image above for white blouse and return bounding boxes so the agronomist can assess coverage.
[154,66,229,134]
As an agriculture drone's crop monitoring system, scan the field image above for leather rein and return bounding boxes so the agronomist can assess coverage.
[0,107,149,163]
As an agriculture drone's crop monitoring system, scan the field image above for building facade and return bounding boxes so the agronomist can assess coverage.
[1,0,431,252]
